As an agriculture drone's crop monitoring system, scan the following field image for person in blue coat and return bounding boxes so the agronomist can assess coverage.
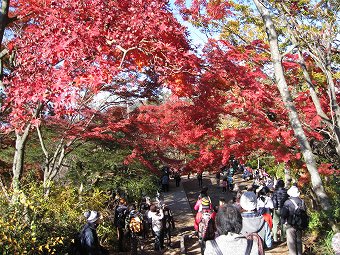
[80,211,108,255]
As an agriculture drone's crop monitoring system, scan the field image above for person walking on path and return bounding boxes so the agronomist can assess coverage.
[194,186,212,212]
[256,186,274,229]
[148,204,165,252]
[272,179,288,243]
[216,171,221,186]
[281,185,306,255]
[194,198,216,254]
[80,211,109,255]
[197,172,203,187]
[162,204,176,247]
[161,174,170,192]
[221,178,227,192]
[174,171,181,187]
[204,204,261,255]
[240,191,272,249]
[114,198,128,252]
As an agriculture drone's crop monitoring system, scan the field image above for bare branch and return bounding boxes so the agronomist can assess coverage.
[36,124,49,159]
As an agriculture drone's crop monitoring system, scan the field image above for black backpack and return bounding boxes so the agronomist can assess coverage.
[290,199,309,230]
[114,206,128,228]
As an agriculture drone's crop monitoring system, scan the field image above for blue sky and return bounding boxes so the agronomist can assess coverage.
[169,0,209,49]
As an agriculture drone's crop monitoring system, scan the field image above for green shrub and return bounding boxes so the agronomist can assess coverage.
[0,183,116,254]
[309,230,336,255]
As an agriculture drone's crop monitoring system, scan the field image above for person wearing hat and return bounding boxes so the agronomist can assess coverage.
[281,185,305,255]
[194,187,212,212]
[240,191,272,249]
[194,197,216,254]
[80,210,108,255]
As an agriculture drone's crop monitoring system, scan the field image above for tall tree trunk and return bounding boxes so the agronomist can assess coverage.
[12,104,43,200]
[12,126,30,198]
[0,0,10,42]
[253,0,331,211]
[0,0,11,87]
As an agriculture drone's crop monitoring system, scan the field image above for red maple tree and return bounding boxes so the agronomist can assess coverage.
[1,0,199,191]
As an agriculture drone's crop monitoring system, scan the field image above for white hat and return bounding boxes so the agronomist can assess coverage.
[287,186,300,198]
[85,210,100,223]
[240,191,257,211]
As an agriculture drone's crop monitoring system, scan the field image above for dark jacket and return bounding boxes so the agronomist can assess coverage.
[114,204,128,228]
[272,187,288,209]
[281,197,305,225]
[80,223,102,255]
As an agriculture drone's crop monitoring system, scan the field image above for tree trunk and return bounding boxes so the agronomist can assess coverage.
[253,0,331,211]
[0,0,11,88]
[12,126,30,198]
[284,167,291,189]
[0,0,10,43]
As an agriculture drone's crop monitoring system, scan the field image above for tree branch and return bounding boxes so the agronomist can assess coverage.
[36,124,49,159]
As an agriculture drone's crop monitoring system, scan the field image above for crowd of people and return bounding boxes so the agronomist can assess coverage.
[71,191,175,255]
[192,165,309,255]
[73,163,312,255]
[113,193,175,254]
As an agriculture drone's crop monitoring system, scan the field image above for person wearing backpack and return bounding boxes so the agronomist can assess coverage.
[79,211,109,255]
[204,204,262,255]
[139,197,151,239]
[271,179,289,243]
[114,198,128,252]
[256,186,274,229]
[281,185,308,255]
[194,197,216,254]
[126,204,144,255]
[240,191,273,249]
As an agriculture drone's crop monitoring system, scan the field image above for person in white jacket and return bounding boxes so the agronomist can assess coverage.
[256,186,274,214]
[148,204,164,251]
